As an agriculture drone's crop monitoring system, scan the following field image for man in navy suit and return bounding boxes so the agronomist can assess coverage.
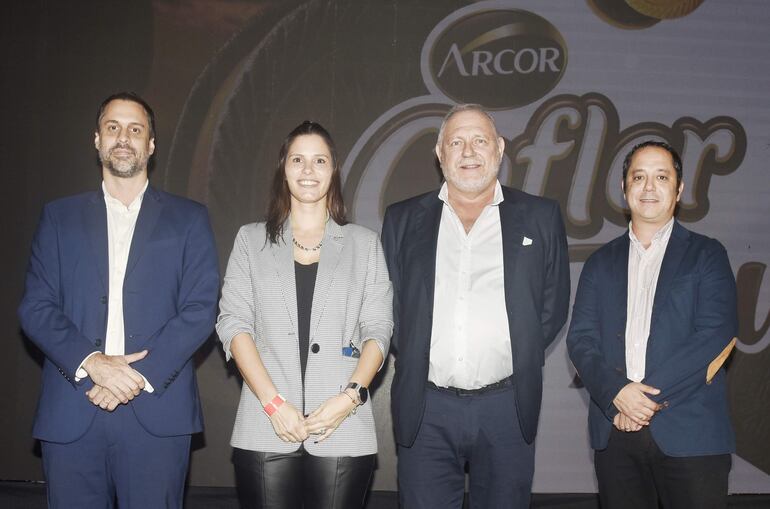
[18,92,219,508]
[567,141,737,508]
[381,104,570,508]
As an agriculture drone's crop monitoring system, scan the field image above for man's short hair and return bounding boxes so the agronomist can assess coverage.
[95,92,156,139]
[622,140,683,186]
[436,103,499,147]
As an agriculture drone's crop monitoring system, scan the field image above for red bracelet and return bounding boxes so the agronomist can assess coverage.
[263,394,286,416]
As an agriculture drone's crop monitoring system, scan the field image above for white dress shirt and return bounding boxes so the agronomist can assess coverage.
[76,181,152,392]
[625,218,675,382]
[429,181,513,389]
[103,181,145,356]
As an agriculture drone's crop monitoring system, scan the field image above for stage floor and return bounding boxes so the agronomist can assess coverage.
[2,482,769,508]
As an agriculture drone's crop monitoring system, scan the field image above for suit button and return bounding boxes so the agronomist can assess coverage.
[95,338,102,346]
[311,343,320,353]
[100,296,107,304]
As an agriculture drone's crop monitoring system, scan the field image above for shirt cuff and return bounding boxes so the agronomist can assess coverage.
[140,374,154,393]
[74,351,101,381]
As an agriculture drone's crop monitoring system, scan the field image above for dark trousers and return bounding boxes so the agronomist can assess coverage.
[397,383,534,509]
[41,403,191,509]
[232,446,375,509]
[595,427,731,509]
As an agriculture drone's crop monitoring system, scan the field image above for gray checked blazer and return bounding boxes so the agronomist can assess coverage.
[216,219,393,456]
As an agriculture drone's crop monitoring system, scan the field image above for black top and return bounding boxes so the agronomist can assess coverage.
[295,261,318,385]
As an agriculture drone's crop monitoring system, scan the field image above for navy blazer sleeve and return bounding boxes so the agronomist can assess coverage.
[18,204,99,383]
[566,254,630,419]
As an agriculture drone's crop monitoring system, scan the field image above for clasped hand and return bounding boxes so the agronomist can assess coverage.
[268,394,357,443]
[84,350,148,411]
[612,382,662,432]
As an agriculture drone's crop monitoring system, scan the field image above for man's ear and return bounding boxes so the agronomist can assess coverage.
[676,180,684,202]
[94,131,100,150]
[434,144,441,163]
[149,138,155,156]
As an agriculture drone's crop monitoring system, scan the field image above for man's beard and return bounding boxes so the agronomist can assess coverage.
[444,163,499,194]
[99,144,148,178]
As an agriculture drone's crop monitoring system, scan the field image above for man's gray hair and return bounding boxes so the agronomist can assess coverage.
[436,103,499,147]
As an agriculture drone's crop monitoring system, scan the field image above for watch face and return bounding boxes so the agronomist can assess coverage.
[359,386,369,404]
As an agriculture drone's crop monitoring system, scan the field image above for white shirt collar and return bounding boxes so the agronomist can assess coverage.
[102,180,148,212]
[628,217,675,249]
[438,180,504,207]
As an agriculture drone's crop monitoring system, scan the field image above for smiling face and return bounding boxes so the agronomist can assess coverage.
[435,109,505,198]
[94,99,155,179]
[623,146,683,229]
[284,134,334,208]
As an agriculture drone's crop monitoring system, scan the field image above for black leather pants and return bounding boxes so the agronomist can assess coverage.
[232,447,375,509]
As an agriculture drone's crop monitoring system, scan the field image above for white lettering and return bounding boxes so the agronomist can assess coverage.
[471,50,494,76]
[514,48,538,73]
[437,43,468,77]
[493,49,516,75]
[540,47,560,72]
[438,45,561,77]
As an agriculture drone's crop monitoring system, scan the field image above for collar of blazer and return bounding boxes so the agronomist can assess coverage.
[272,216,345,336]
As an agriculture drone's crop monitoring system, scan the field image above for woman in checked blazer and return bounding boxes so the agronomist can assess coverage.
[216,121,393,509]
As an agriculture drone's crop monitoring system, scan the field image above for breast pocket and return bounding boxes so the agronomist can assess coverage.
[667,274,699,325]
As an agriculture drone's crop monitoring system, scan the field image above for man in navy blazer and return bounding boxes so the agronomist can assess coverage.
[18,92,219,508]
[567,141,737,508]
[382,104,570,508]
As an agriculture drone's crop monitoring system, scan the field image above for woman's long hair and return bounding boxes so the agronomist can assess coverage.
[265,121,348,245]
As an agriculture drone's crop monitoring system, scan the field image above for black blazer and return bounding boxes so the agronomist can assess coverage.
[382,185,570,446]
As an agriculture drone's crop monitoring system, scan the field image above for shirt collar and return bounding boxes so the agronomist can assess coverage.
[102,180,148,212]
[628,217,675,249]
[438,180,504,206]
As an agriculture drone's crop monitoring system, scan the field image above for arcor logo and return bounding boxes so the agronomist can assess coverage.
[427,8,567,109]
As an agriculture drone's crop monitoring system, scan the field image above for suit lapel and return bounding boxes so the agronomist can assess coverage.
[650,222,690,329]
[84,191,109,292]
[414,193,443,318]
[499,188,525,319]
[309,220,344,340]
[273,222,298,335]
[125,186,162,278]
[612,233,630,345]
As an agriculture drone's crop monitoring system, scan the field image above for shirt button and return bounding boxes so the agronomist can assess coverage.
[458,357,463,362]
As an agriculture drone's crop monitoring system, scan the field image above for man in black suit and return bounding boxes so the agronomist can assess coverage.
[382,104,570,508]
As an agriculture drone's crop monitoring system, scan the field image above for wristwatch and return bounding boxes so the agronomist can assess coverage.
[345,382,369,405]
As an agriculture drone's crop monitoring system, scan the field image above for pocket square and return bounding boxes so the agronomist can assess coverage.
[522,236,533,246]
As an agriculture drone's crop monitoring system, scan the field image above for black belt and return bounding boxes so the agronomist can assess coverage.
[427,375,513,396]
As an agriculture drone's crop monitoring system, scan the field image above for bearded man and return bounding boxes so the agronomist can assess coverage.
[18,92,219,508]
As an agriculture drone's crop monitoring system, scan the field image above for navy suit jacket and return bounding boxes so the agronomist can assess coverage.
[19,186,220,443]
[382,185,570,446]
[566,221,737,456]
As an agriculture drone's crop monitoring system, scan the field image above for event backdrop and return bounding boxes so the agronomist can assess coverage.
[2,0,769,494]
